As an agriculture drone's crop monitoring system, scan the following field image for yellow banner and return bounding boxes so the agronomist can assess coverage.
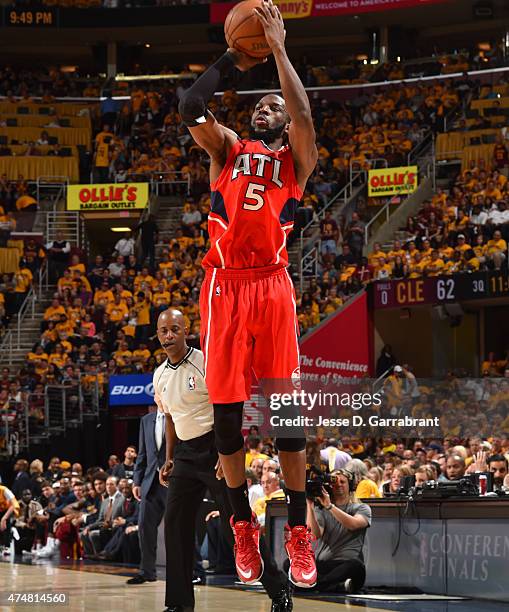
[275,0,313,18]
[368,166,418,197]
[67,183,149,211]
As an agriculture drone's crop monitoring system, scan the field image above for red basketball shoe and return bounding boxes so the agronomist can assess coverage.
[230,514,264,585]
[284,524,317,588]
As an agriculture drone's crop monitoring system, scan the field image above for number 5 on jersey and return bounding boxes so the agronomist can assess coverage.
[243,182,266,211]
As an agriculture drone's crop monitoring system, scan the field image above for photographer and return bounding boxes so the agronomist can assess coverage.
[306,470,371,594]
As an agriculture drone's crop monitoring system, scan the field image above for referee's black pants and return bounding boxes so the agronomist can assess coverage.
[164,430,287,609]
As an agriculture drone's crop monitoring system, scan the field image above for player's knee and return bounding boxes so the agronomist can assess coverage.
[213,403,244,455]
[275,437,306,453]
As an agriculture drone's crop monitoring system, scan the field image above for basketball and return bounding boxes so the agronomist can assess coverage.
[224,0,271,59]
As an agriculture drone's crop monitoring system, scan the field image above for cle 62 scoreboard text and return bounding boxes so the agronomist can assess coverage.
[373,271,509,309]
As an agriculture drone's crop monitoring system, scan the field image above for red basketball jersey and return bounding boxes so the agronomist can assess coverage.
[202,139,302,270]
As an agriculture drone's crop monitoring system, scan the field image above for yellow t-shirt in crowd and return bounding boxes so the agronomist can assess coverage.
[245,451,269,469]
[134,301,151,326]
[356,479,382,499]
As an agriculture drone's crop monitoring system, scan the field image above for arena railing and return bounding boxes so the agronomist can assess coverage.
[363,160,434,246]
[1,263,49,364]
[115,171,191,196]
[298,157,387,287]
[44,380,100,434]
[300,244,319,292]
[298,172,367,290]
[215,65,509,100]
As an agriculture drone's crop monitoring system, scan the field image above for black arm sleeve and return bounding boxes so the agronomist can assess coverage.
[178,51,236,127]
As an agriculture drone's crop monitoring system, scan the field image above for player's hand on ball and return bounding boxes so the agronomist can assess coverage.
[254,0,286,52]
[159,459,174,487]
[228,48,267,72]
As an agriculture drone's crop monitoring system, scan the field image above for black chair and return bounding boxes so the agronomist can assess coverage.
[6,118,17,127]
[59,118,71,127]
[48,136,58,145]
[38,107,51,115]
[17,107,29,115]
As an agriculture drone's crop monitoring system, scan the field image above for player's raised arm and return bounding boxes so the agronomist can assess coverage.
[255,0,317,187]
[178,50,266,175]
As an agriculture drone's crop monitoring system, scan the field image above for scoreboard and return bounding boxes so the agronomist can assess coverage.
[373,271,509,309]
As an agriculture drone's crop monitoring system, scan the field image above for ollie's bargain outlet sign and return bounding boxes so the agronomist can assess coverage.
[67,183,149,211]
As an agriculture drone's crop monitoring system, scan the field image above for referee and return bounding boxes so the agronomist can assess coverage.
[154,309,292,612]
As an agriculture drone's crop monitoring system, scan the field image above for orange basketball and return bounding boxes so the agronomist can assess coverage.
[224,0,271,59]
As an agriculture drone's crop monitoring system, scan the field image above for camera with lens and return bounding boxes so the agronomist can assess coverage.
[305,466,334,500]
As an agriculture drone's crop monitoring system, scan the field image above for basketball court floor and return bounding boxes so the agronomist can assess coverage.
[0,559,507,612]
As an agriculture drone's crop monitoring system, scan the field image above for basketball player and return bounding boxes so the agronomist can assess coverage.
[154,309,292,612]
[179,0,318,589]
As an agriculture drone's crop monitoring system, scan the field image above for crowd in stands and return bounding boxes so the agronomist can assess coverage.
[0,219,203,436]
[0,66,102,99]
[1,427,508,562]
[0,451,141,561]
[95,77,466,186]
[364,148,509,282]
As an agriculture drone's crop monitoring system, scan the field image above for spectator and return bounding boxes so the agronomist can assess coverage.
[245,435,269,469]
[107,455,120,475]
[81,476,123,557]
[445,454,466,481]
[114,232,135,258]
[345,459,382,499]
[386,465,414,495]
[14,488,42,555]
[46,231,70,283]
[415,466,434,487]
[252,472,285,528]
[94,124,115,183]
[344,212,365,260]
[112,446,137,480]
[376,345,397,378]
[43,457,62,482]
[320,439,351,472]
[108,255,126,279]
[96,480,139,561]
[250,458,264,482]
[262,459,279,477]
[320,211,340,262]
[246,468,264,509]
[11,459,32,499]
[488,454,508,490]
[29,460,44,498]
[136,214,159,271]
[181,202,202,236]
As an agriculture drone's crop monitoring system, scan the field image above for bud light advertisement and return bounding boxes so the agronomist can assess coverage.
[109,374,155,406]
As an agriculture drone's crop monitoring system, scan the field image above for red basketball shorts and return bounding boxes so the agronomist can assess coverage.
[200,267,300,403]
